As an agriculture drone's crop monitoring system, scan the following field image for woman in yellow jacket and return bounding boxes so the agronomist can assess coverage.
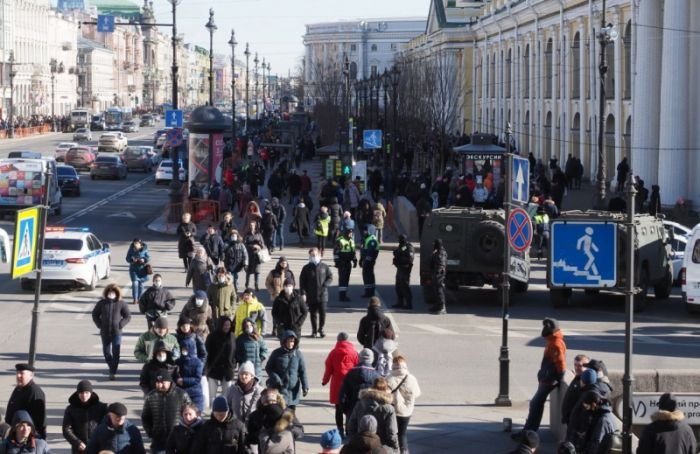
[314,206,331,256]
[234,288,268,336]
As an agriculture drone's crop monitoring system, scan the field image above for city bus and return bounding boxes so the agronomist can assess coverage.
[70,108,91,131]
[104,106,133,131]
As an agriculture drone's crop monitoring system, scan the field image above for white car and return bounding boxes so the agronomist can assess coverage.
[155,159,186,184]
[98,132,128,153]
[21,227,111,290]
[664,220,691,285]
[55,142,78,162]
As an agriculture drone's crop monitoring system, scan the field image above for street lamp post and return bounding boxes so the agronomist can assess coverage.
[205,8,217,107]
[266,62,271,100]
[244,43,250,131]
[343,55,350,158]
[261,57,266,117]
[253,53,259,120]
[390,65,400,187]
[8,51,16,138]
[382,69,390,192]
[49,59,64,132]
[167,0,181,109]
[228,29,237,139]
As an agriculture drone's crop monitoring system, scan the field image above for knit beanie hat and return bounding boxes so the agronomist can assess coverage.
[359,348,374,366]
[659,392,678,412]
[154,317,168,329]
[212,396,228,412]
[581,369,598,386]
[238,361,256,377]
[76,380,93,393]
[337,332,349,341]
[359,415,378,433]
[320,428,343,449]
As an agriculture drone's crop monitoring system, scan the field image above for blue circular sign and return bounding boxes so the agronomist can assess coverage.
[507,208,533,252]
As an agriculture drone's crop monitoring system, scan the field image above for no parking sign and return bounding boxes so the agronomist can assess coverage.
[507,207,533,252]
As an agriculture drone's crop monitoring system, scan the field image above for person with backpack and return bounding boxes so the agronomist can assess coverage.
[338,349,380,419]
[356,297,393,349]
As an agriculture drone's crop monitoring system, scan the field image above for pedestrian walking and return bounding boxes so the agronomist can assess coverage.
[207,267,237,320]
[333,229,357,302]
[328,197,343,245]
[176,212,197,270]
[372,202,386,244]
[173,338,205,413]
[86,402,145,454]
[339,211,355,237]
[224,229,248,293]
[637,392,697,454]
[392,234,414,309]
[4,364,46,440]
[265,256,295,306]
[219,211,236,242]
[234,288,268,337]
[320,428,342,454]
[314,206,331,256]
[139,340,177,395]
[235,318,269,378]
[246,388,305,451]
[387,355,421,454]
[0,411,49,454]
[429,239,447,314]
[338,349,380,419]
[340,415,382,454]
[356,297,393,349]
[265,331,309,410]
[244,222,265,291]
[346,377,399,452]
[257,402,296,454]
[292,199,311,246]
[185,247,212,292]
[191,397,246,454]
[299,247,333,338]
[92,284,131,380]
[134,316,180,364]
[271,278,308,339]
[371,331,398,378]
[165,403,203,454]
[360,226,379,298]
[62,380,108,454]
[126,238,150,304]
[261,206,279,254]
[322,332,359,437]
[180,291,213,339]
[200,225,225,266]
[225,361,264,424]
[141,372,192,454]
[204,316,237,407]
[271,197,287,251]
[138,274,176,329]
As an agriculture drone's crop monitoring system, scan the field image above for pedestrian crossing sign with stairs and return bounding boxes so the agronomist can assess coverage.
[12,207,39,279]
[550,221,617,288]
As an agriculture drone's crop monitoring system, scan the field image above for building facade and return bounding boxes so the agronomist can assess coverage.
[77,37,114,112]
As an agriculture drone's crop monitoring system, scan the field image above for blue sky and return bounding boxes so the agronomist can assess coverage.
[151,0,430,76]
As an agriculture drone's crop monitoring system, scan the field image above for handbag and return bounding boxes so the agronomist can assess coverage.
[258,249,271,263]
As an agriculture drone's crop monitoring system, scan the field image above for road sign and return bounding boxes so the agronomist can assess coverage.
[165,128,183,147]
[507,207,533,252]
[511,156,529,204]
[363,129,382,149]
[550,221,617,288]
[628,393,700,424]
[12,207,39,279]
[97,15,115,33]
[510,254,529,283]
[165,109,183,128]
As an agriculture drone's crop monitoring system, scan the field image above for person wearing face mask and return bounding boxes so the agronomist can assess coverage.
[134,317,180,364]
[185,247,213,293]
[299,247,333,338]
[206,267,237,320]
[266,257,296,336]
[204,317,237,409]
[181,290,213,338]
[126,238,151,305]
[246,388,305,450]
[138,274,176,329]
[141,371,192,454]
[234,289,268,337]
[173,335,205,413]
[62,380,108,454]
[224,228,248,294]
[235,318,269,378]
[200,225,225,266]
[91,283,131,380]
[139,341,177,395]
[177,212,197,270]
[272,278,308,339]
[244,222,266,291]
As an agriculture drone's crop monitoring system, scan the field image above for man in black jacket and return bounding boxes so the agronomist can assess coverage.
[62,380,108,454]
[138,274,176,328]
[141,371,191,454]
[299,247,333,338]
[429,239,448,314]
[91,283,131,380]
[5,363,47,439]
[200,225,225,266]
[356,297,393,349]
[272,278,308,338]
[392,234,415,309]
[193,396,246,454]
[560,354,590,426]
[637,393,697,454]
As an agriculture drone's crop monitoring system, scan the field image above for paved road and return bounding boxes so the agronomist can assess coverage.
[0,133,695,452]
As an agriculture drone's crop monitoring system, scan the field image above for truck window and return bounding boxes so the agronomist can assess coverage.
[693,240,700,264]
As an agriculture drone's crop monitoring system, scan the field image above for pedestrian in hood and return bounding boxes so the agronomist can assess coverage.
[86,402,145,454]
[512,318,567,440]
[173,335,205,412]
[207,267,237,320]
[257,400,295,454]
[235,317,269,377]
[340,415,383,454]
[387,355,422,454]
[133,316,180,363]
[371,334,398,378]
[204,316,237,408]
[357,297,393,349]
[138,274,176,328]
[346,377,399,451]
[266,257,296,303]
[92,283,131,380]
[176,212,197,270]
[165,403,203,454]
[139,340,176,395]
[637,392,697,454]
[62,380,108,454]
[126,238,150,304]
[0,410,49,454]
[5,363,46,440]
[265,330,309,409]
[181,290,213,338]
[234,288,268,337]
[322,332,359,437]
[246,388,305,450]
[241,200,262,236]
[338,349,381,419]
[224,228,249,293]
[191,396,246,454]
[225,361,264,424]
[141,371,192,453]
[175,315,207,363]
[578,390,616,454]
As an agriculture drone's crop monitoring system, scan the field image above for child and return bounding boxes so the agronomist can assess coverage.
[319,428,342,454]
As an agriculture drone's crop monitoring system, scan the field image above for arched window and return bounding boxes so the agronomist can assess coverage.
[371,44,377,52]
[545,38,553,98]
[606,36,615,99]
[605,114,616,181]
[571,113,581,163]
[350,61,357,79]
[624,21,631,100]
[523,45,530,98]
[572,33,581,99]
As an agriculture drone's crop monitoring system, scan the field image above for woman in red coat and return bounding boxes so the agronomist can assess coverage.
[322,331,359,438]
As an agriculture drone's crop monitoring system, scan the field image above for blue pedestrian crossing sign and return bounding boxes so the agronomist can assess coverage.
[97,15,115,33]
[11,207,39,279]
[165,110,183,128]
[511,156,529,204]
[363,130,382,149]
[550,221,617,288]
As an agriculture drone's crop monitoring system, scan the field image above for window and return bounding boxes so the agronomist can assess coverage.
[693,240,700,264]
[391,43,397,51]
[371,44,378,52]
[350,44,356,52]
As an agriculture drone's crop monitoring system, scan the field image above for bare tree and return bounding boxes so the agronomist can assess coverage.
[308,54,344,146]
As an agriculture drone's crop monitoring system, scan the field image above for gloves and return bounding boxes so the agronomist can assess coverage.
[303,389,309,397]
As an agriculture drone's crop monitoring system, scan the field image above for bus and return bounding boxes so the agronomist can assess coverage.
[104,107,133,131]
[70,108,91,131]
[0,157,62,215]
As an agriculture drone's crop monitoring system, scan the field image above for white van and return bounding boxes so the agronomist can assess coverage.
[0,158,62,215]
[681,223,700,312]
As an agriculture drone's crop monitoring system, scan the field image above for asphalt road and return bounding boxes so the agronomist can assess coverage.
[0,130,695,453]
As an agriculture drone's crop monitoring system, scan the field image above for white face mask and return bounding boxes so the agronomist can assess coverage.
[195,298,204,307]
[181,350,189,357]
[284,286,293,295]
[309,256,320,265]
[153,281,162,288]
[107,293,116,300]
[218,277,226,284]
[244,326,253,334]
[156,353,167,363]
[232,235,238,241]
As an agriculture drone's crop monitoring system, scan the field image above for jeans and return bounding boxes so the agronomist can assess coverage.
[101,332,122,375]
[129,270,145,301]
[245,272,260,289]
[232,271,241,293]
[274,227,285,249]
[207,378,233,408]
[396,415,411,453]
[524,383,557,432]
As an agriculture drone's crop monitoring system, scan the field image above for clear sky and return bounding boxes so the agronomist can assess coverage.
[151,0,430,76]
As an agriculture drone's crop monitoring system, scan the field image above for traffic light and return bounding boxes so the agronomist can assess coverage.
[342,156,352,176]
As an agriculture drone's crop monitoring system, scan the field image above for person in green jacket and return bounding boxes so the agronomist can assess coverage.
[206,267,237,320]
[234,289,268,337]
[134,317,180,363]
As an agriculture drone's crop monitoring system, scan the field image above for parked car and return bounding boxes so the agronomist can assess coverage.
[664,220,691,285]
[97,132,128,153]
[139,114,155,127]
[64,146,97,171]
[122,121,139,133]
[72,128,92,142]
[55,142,78,162]
[56,164,81,197]
[155,159,186,184]
[8,150,43,159]
[90,155,128,180]
[122,146,155,172]
[153,128,170,147]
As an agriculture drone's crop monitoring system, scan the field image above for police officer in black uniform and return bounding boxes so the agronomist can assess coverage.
[333,229,357,302]
[429,239,447,314]
[360,225,379,298]
[392,234,415,309]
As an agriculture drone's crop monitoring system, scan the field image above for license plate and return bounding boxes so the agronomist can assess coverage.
[42,259,63,267]
[695,282,700,289]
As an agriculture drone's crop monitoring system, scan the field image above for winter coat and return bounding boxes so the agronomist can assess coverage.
[126,243,150,278]
[244,232,265,274]
[637,409,697,454]
[246,396,304,447]
[176,222,197,259]
[292,203,310,235]
[537,329,567,385]
[204,317,237,381]
[165,417,203,454]
[186,256,212,292]
[339,432,385,454]
[271,290,308,338]
[192,412,246,454]
[561,375,584,424]
[5,381,46,439]
[174,353,204,412]
[224,239,248,273]
[329,203,343,229]
[567,380,615,447]
[207,278,237,319]
[261,211,279,236]
[141,386,192,441]
[322,340,359,404]
[265,267,295,301]
[265,332,309,407]
[138,286,176,321]
[92,297,131,337]
[225,378,264,423]
[234,298,268,337]
[62,391,109,454]
[139,350,177,394]
[200,232,225,262]
[339,217,355,235]
[86,416,145,454]
[357,307,393,349]
[387,369,421,417]
[235,329,269,378]
[339,366,381,416]
[347,388,399,451]
[258,408,295,454]
[134,331,180,363]
[372,203,386,229]
[371,338,398,378]
[181,296,213,338]
[0,436,50,454]
[299,261,333,306]
[220,218,236,241]
[175,329,207,363]
[581,403,616,454]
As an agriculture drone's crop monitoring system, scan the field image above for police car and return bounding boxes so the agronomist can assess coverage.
[21,227,111,291]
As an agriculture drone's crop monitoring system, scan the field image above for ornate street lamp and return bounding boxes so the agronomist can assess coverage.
[50,58,64,131]
[205,8,217,106]
[244,43,250,130]
[227,29,237,138]
[253,52,259,119]
[261,57,266,116]
[167,0,181,109]
[8,51,16,138]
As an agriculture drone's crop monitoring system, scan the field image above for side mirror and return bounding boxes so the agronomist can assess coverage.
[102,243,110,250]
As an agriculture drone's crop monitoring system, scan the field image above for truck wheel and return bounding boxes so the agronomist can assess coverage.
[550,288,571,307]
[654,266,673,299]
[472,220,504,266]
[634,269,650,312]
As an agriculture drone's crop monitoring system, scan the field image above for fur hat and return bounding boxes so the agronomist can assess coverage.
[659,392,678,412]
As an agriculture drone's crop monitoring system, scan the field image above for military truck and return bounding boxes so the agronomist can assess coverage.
[419,207,530,306]
[547,210,673,309]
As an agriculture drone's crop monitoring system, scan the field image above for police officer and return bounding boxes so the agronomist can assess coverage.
[360,225,379,298]
[429,238,447,314]
[334,229,357,302]
[392,234,415,309]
